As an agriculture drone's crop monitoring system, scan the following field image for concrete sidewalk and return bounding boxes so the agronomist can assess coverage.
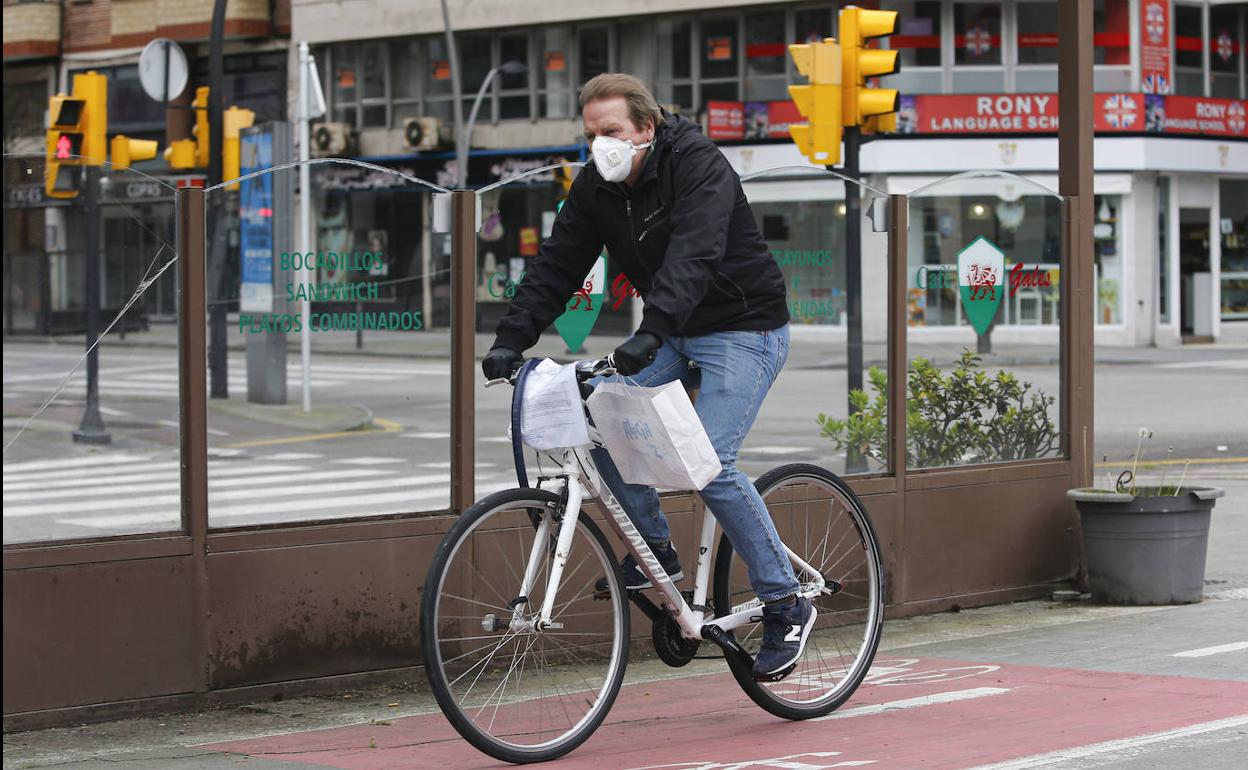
[8,321,1247,370]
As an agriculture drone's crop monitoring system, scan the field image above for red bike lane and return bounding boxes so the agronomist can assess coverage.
[207,656,1248,769]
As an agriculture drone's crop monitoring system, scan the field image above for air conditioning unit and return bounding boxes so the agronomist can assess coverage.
[403,117,444,151]
[311,122,356,157]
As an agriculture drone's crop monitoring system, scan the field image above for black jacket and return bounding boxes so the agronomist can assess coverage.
[492,111,789,352]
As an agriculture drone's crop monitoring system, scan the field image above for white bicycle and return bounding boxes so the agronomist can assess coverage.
[420,357,885,764]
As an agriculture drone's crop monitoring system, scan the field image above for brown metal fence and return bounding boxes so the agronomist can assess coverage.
[2,1,1095,730]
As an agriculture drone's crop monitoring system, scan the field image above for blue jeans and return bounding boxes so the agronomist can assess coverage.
[590,325,797,603]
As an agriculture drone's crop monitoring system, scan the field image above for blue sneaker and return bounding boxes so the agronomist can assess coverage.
[752,596,817,681]
[594,543,684,593]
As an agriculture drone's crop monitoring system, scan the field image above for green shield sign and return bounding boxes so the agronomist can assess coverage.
[957,236,1006,336]
[553,252,607,351]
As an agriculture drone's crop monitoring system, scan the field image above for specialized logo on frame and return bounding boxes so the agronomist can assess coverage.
[957,236,1006,335]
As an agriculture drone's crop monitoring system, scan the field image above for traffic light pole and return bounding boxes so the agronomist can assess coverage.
[207,0,229,399]
[841,125,866,474]
[73,165,111,445]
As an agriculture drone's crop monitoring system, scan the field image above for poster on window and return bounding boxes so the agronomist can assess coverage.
[706,36,733,61]
[544,51,566,72]
[1140,0,1172,94]
[706,101,745,140]
[432,60,450,81]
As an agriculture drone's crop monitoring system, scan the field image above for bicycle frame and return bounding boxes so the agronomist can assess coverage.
[511,442,827,642]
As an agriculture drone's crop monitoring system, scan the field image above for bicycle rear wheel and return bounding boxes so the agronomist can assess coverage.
[712,463,884,720]
[421,487,630,763]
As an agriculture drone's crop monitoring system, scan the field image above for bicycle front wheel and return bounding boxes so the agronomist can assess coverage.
[421,487,630,764]
[713,463,885,720]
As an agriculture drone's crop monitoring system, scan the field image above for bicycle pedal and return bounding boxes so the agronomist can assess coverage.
[752,663,798,683]
[592,587,612,601]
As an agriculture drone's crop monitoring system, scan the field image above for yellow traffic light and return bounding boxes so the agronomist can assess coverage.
[556,164,576,200]
[75,71,109,166]
[46,93,86,198]
[840,7,901,127]
[111,135,158,170]
[192,86,211,168]
[164,139,198,169]
[222,105,256,190]
[787,38,842,165]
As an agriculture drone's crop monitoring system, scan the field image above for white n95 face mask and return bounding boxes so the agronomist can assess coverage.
[592,136,652,183]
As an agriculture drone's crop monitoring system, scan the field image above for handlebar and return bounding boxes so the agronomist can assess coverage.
[484,356,617,388]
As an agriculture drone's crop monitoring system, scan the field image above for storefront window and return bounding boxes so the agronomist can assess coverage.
[331,44,359,127]
[499,32,532,120]
[1221,179,1248,320]
[1159,177,1171,324]
[748,194,848,328]
[745,10,788,102]
[539,27,573,118]
[701,17,740,110]
[1094,195,1124,325]
[1175,3,1206,96]
[884,1,943,94]
[907,187,1062,328]
[656,18,693,110]
[953,2,1004,92]
[579,26,610,87]
[461,32,494,124]
[1210,4,1244,99]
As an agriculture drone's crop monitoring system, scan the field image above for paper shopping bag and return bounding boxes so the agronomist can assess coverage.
[586,381,721,490]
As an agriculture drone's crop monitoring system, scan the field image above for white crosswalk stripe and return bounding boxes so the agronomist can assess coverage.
[1154,358,1248,370]
[3,360,450,400]
[3,452,509,533]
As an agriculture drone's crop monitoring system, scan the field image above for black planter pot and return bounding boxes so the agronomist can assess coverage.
[1067,486,1224,605]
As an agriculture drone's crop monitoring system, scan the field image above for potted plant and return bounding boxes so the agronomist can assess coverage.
[1067,430,1224,605]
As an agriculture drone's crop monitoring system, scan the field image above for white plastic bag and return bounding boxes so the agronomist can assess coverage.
[520,359,590,450]
[586,381,722,490]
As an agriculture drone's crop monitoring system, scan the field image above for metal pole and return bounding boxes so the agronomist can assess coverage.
[176,185,210,691]
[450,190,476,512]
[841,125,866,474]
[207,0,229,399]
[298,41,313,412]
[440,0,467,188]
[73,165,110,445]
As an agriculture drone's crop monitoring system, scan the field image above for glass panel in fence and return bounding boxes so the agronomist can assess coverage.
[3,154,183,543]
[203,151,451,528]
[475,162,891,488]
[903,171,1065,471]
[741,168,891,478]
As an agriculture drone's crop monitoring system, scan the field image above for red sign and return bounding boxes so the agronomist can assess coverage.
[544,51,566,72]
[887,93,1247,137]
[519,226,539,257]
[706,101,745,140]
[432,60,450,81]
[706,36,733,62]
[1140,0,1172,94]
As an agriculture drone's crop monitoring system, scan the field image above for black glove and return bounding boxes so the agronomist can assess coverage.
[482,346,523,381]
[612,332,662,376]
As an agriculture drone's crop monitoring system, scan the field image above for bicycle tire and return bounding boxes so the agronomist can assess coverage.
[421,487,630,764]
[712,463,885,720]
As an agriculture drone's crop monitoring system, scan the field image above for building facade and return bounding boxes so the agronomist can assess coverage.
[294,0,1248,345]
[3,0,291,333]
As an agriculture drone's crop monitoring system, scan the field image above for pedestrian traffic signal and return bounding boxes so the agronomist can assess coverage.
[45,71,109,198]
[787,38,842,165]
[111,135,159,171]
[840,6,900,128]
[222,105,256,190]
[192,86,211,168]
[46,95,86,198]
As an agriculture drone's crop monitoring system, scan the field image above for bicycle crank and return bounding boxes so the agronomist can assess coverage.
[651,614,700,668]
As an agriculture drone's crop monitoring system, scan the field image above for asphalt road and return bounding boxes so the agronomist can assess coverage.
[4,341,1246,542]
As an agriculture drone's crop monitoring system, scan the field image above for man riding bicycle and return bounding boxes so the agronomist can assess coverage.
[482,73,811,681]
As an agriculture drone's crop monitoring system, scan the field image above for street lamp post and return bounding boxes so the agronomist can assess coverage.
[460,61,528,188]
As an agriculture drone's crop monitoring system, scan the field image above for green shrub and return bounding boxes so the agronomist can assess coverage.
[817,350,1059,469]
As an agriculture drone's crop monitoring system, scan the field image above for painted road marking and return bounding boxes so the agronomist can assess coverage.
[629,752,878,769]
[1155,359,1248,370]
[811,687,1011,721]
[741,445,810,455]
[965,714,1248,769]
[1171,641,1248,658]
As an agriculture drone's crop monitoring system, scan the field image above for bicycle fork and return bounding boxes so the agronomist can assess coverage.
[509,455,584,633]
